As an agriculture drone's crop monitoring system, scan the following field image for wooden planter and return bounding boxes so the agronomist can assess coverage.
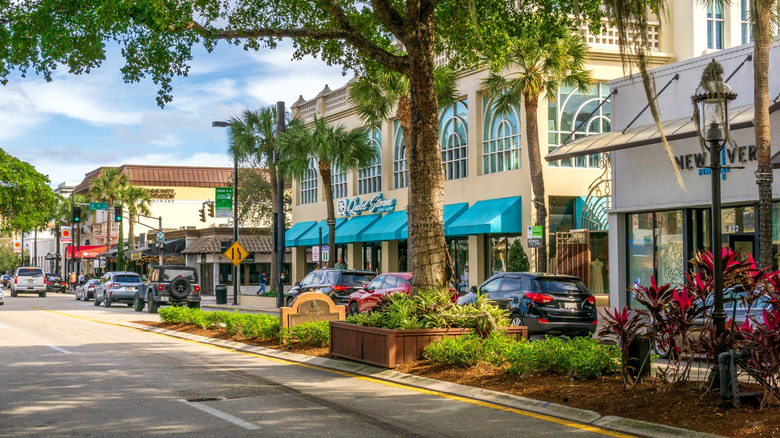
[329,321,528,368]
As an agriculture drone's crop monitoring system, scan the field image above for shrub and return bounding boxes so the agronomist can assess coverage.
[158,305,191,324]
[504,337,619,379]
[423,333,485,367]
[280,321,330,347]
[506,239,529,272]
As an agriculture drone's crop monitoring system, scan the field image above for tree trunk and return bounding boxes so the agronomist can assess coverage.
[269,164,280,291]
[403,5,453,290]
[319,161,336,269]
[524,92,548,272]
[34,228,38,267]
[128,212,135,250]
[55,224,61,276]
[754,1,773,268]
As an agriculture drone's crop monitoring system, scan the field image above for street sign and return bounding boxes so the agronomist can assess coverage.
[100,258,106,268]
[322,245,329,262]
[312,245,320,262]
[89,202,109,211]
[527,225,544,248]
[224,241,249,266]
[12,240,21,252]
[215,187,233,218]
[61,227,72,243]
[156,231,165,242]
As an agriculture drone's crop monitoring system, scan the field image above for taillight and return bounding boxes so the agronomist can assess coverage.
[539,319,550,324]
[157,284,164,291]
[109,283,120,288]
[525,293,554,304]
[586,296,596,304]
[193,285,200,292]
[591,320,598,324]
[332,285,349,292]
[14,277,17,284]
[47,281,52,285]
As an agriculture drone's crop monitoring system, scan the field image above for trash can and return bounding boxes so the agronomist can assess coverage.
[215,284,228,305]
[627,335,651,380]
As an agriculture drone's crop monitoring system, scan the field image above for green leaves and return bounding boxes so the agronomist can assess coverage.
[0,149,57,234]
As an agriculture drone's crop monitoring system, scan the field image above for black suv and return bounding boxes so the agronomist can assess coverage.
[458,273,598,337]
[45,273,66,293]
[135,265,201,313]
[286,269,376,306]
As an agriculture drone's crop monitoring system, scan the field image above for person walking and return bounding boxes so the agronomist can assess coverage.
[257,271,267,296]
[78,272,85,286]
[68,272,76,291]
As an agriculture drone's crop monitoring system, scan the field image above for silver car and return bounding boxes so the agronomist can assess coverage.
[94,272,143,308]
[0,288,4,305]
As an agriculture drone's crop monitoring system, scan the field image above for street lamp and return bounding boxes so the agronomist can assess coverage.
[691,60,737,342]
[213,120,240,305]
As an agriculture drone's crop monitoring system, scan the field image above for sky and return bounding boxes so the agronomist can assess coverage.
[0,41,350,188]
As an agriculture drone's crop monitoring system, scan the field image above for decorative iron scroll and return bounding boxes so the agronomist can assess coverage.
[580,154,612,231]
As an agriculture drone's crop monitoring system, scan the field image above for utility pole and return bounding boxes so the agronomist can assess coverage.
[276,101,286,309]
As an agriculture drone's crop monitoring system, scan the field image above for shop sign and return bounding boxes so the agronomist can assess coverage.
[337,193,396,217]
[676,144,757,180]
[12,240,21,252]
[527,225,544,248]
[215,187,233,218]
[61,227,72,243]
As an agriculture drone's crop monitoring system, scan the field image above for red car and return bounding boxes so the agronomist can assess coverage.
[347,273,458,315]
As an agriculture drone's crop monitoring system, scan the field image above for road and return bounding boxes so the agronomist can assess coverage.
[0,292,623,437]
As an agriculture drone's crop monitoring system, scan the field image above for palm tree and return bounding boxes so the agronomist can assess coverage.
[90,168,129,249]
[482,26,592,272]
[277,116,378,268]
[119,185,152,251]
[348,65,458,286]
[227,106,283,289]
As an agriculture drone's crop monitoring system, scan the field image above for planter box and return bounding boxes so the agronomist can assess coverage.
[329,321,528,368]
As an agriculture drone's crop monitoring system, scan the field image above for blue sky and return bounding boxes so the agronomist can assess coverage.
[0,41,349,188]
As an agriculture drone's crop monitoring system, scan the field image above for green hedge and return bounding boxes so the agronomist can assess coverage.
[158,307,280,341]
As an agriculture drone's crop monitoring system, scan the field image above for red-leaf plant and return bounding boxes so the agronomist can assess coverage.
[741,305,780,408]
[597,306,649,390]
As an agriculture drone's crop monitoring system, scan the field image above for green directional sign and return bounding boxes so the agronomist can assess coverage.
[215,187,233,218]
[89,202,109,211]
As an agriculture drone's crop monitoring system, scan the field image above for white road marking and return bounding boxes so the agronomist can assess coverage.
[46,344,72,355]
[178,399,261,430]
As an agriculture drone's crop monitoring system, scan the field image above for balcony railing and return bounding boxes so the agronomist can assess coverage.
[91,222,119,238]
[582,19,661,52]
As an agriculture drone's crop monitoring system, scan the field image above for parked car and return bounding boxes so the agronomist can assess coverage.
[347,273,459,315]
[45,273,66,293]
[76,279,100,301]
[457,273,598,337]
[94,272,144,308]
[10,266,47,297]
[1,274,12,287]
[0,288,4,305]
[286,269,376,306]
[136,265,201,313]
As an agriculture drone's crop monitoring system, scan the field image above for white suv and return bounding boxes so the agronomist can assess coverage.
[11,267,47,297]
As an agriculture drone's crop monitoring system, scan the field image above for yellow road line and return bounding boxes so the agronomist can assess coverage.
[35,307,634,438]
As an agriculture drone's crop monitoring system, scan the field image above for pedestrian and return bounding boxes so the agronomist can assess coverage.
[257,271,267,296]
[335,257,347,270]
[78,272,85,286]
[68,272,76,291]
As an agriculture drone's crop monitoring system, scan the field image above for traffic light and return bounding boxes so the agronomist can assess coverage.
[199,206,206,222]
[208,202,215,218]
[114,206,122,222]
[72,206,81,223]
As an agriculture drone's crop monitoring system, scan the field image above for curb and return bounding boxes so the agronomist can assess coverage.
[121,321,723,438]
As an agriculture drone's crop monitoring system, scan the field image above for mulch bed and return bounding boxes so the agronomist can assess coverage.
[138,321,780,437]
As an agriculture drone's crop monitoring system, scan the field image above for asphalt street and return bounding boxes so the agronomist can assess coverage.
[0,292,623,437]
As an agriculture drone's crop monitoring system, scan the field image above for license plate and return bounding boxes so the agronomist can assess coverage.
[563,302,578,310]
[27,279,34,284]
[124,287,135,291]
[160,296,169,302]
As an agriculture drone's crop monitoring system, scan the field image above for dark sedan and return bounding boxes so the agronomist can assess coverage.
[286,269,376,306]
[45,274,66,293]
[458,273,598,337]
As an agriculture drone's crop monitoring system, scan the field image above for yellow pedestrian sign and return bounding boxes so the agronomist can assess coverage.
[224,241,249,266]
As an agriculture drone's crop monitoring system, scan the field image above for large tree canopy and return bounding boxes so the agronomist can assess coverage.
[0,149,57,234]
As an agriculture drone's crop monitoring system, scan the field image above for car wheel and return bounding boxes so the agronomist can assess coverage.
[11,291,16,297]
[133,294,144,312]
[104,294,111,307]
[94,294,100,306]
[509,313,525,327]
[147,293,158,314]
[652,334,677,359]
[285,296,294,307]
[348,302,360,316]
[39,292,46,298]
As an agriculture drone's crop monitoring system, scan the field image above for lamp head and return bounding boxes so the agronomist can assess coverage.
[691,60,737,143]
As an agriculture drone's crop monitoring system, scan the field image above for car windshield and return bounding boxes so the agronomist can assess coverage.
[535,278,588,293]
[341,272,375,285]
[162,269,196,282]
[114,275,142,283]
[17,269,43,277]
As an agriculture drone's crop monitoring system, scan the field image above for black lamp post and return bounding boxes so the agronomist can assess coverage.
[691,60,737,342]
[213,120,239,305]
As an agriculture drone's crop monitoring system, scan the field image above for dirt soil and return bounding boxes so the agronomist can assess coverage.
[137,321,780,438]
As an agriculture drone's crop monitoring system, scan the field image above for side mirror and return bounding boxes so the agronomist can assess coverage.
[295,281,301,287]
[362,283,368,289]
[470,286,478,294]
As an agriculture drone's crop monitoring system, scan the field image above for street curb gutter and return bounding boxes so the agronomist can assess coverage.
[122,322,722,438]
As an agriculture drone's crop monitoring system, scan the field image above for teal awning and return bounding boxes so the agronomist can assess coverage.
[443,202,469,235]
[448,196,523,235]
[335,214,382,244]
[284,221,317,247]
[362,211,407,242]
[297,218,347,247]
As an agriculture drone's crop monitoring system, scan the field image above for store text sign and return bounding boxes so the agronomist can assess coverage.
[337,193,396,217]
[676,144,757,180]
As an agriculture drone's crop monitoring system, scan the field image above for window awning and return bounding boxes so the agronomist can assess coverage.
[296,218,347,247]
[448,196,523,236]
[284,221,318,247]
[363,211,407,242]
[544,103,767,162]
[335,214,382,244]
[443,202,469,235]
[65,245,107,259]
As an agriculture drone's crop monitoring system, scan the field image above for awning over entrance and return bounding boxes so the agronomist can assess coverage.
[65,245,107,258]
[296,218,347,247]
[448,196,523,236]
[284,221,318,247]
[363,211,407,242]
[443,202,469,235]
[544,103,765,162]
[335,214,382,244]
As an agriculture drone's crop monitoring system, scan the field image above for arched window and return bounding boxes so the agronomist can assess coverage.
[331,163,347,200]
[393,120,407,189]
[300,158,318,205]
[482,96,521,174]
[440,99,468,180]
[358,127,382,194]
[548,83,611,168]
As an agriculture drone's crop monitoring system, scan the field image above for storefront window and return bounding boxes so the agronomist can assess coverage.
[589,232,609,294]
[219,263,233,285]
[656,211,684,286]
[398,242,408,272]
[627,210,685,303]
[627,212,654,294]
[722,206,755,234]
[362,243,382,272]
[487,235,520,274]
[449,238,469,292]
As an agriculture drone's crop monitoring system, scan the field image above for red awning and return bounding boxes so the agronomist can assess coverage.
[66,245,107,259]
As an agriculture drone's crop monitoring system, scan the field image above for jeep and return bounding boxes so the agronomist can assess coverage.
[135,265,200,313]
